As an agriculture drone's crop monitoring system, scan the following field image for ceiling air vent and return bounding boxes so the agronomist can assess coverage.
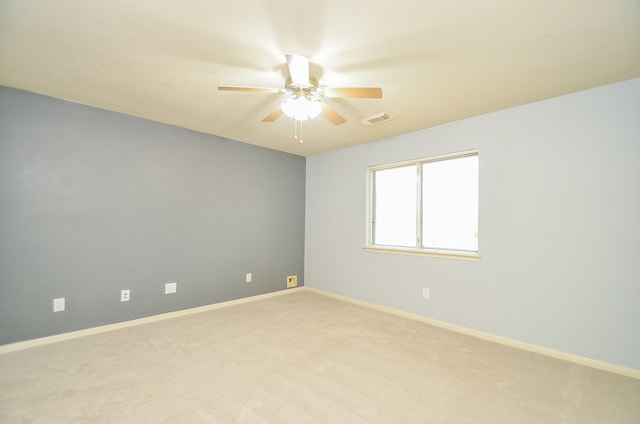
[362,112,393,126]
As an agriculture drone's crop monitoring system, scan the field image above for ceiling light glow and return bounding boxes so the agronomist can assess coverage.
[281,97,322,121]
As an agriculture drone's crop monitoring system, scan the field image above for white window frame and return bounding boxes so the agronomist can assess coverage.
[365,149,480,261]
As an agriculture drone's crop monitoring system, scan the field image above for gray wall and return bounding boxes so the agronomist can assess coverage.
[0,86,305,344]
[305,78,640,371]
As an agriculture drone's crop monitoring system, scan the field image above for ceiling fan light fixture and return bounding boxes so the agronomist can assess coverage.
[281,96,322,121]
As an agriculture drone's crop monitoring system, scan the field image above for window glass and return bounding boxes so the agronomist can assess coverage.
[421,155,478,251]
[373,165,417,247]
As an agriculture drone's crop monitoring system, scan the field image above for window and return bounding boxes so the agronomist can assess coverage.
[366,150,479,260]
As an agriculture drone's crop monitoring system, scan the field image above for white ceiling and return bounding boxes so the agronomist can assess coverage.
[1,1,639,156]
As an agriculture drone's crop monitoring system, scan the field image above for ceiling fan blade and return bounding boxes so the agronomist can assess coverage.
[262,107,283,122]
[322,104,347,126]
[321,87,382,99]
[285,54,310,86]
[218,86,283,94]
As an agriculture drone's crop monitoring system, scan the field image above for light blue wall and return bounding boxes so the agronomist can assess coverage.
[0,86,306,344]
[305,79,640,371]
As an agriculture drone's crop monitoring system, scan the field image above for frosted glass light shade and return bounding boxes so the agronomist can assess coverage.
[281,97,322,121]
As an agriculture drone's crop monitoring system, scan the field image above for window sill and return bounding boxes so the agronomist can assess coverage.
[363,245,480,261]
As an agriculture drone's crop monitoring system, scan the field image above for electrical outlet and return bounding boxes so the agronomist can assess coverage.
[287,275,298,288]
[423,288,430,299]
[120,289,130,302]
[245,273,252,283]
[165,282,177,294]
[53,297,65,312]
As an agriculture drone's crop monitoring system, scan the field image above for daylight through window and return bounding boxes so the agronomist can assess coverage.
[366,150,479,259]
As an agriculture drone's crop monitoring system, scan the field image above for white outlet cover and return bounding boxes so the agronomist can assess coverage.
[246,273,252,283]
[423,288,430,299]
[165,282,177,294]
[53,297,65,312]
[120,289,130,302]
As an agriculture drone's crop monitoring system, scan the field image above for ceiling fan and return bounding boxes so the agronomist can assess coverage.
[218,54,382,125]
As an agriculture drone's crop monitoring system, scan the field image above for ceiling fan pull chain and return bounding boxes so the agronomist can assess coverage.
[299,120,303,144]
[292,119,303,144]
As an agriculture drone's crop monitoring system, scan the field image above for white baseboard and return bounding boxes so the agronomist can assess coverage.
[303,287,640,380]
[2,285,638,380]
[0,287,304,355]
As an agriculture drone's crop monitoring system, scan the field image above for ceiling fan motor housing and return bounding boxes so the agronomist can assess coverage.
[285,77,320,98]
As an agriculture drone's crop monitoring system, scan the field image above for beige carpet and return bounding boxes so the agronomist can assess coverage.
[1,290,639,423]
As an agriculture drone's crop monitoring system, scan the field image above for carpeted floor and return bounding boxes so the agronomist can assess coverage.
[1,290,639,423]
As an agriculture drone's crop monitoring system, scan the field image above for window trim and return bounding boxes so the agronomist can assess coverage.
[365,149,480,261]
